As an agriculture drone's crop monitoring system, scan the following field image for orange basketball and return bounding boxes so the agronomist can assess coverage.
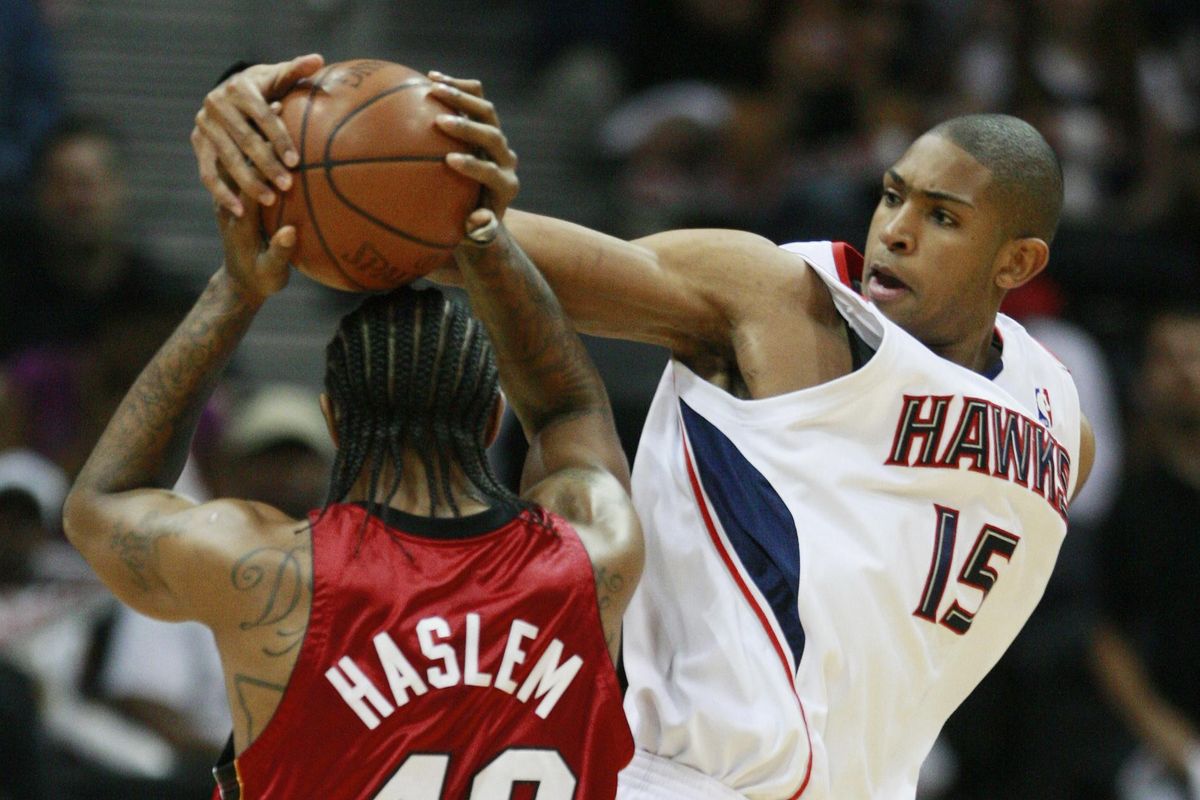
[261,59,480,292]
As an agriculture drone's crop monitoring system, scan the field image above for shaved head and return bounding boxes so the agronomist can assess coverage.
[928,114,1063,244]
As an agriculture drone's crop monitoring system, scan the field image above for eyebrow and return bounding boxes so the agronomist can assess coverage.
[886,169,976,208]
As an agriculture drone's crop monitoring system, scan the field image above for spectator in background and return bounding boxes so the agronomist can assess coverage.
[0,657,46,799]
[0,451,68,800]
[0,114,191,475]
[0,288,193,477]
[0,0,63,221]
[1092,305,1200,800]
[619,0,781,94]
[946,0,1189,233]
[0,114,176,358]
[86,605,228,799]
[0,448,103,800]
[207,382,336,518]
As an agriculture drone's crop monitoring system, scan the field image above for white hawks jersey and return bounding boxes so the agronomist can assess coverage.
[619,241,1081,799]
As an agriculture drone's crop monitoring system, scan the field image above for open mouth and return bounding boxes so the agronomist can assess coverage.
[865,266,910,303]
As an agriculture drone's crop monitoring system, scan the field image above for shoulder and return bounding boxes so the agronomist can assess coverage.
[158,498,306,580]
[524,467,642,572]
[639,228,823,302]
[524,467,637,537]
[168,496,298,533]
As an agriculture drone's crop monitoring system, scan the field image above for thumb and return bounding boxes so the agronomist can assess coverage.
[464,208,499,245]
[259,225,297,272]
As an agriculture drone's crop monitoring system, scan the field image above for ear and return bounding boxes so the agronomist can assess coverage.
[995,237,1050,291]
[484,391,507,448]
[319,393,340,450]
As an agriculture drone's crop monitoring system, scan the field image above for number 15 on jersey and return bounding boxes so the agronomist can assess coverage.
[914,504,1020,635]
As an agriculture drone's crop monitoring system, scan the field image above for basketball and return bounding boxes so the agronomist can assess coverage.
[261,59,480,292]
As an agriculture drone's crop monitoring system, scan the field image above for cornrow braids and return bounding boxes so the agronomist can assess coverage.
[321,284,527,520]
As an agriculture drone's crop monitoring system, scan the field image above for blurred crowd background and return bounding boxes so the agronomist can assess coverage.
[1,1,1198,798]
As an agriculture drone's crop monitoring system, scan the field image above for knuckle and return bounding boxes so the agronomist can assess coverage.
[247,137,274,160]
[235,126,260,150]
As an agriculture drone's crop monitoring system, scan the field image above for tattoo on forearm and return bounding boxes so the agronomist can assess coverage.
[77,276,260,496]
[232,544,310,656]
[464,238,608,430]
[233,673,287,743]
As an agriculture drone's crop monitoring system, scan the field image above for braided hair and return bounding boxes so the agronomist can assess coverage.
[321,284,523,518]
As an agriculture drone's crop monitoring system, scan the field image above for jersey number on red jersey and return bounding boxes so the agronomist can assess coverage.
[374,747,575,799]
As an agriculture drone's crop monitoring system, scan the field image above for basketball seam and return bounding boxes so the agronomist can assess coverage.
[323,83,460,251]
[298,79,370,292]
[294,155,445,172]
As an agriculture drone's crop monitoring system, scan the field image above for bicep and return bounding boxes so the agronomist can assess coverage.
[506,211,782,357]
[63,489,261,623]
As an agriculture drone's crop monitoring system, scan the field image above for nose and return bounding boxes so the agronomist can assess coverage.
[880,205,916,254]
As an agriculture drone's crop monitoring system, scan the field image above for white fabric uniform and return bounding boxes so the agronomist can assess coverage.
[618,241,1081,799]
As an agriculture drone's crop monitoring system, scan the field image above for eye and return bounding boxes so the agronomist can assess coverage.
[881,187,901,207]
[931,208,957,227]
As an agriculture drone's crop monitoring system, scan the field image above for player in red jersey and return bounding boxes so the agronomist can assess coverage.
[62,102,642,796]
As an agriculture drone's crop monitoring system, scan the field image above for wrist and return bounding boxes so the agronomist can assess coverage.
[213,265,270,310]
[457,223,515,277]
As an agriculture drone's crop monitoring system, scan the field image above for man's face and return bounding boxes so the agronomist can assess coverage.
[35,134,125,249]
[861,134,1009,351]
[1142,314,1200,431]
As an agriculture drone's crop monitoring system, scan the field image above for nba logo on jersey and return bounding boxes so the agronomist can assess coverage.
[1035,387,1054,426]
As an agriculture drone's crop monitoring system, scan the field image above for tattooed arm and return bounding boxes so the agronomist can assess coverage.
[63,202,297,622]
[445,76,642,665]
[456,213,643,666]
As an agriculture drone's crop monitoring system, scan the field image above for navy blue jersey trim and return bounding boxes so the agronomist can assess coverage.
[984,330,1005,380]
[212,733,239,799]
[679,401,806,668]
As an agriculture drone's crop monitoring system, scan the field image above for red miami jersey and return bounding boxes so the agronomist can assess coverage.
[214,501,632,799]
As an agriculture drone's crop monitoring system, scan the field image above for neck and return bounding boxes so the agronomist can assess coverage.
[342,452,494,517]
[927,316,1001,376]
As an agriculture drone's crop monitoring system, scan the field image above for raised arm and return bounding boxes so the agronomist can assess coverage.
[62,202,298,623]
[455,206,642,663]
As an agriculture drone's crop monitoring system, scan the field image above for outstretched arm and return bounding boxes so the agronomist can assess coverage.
[63,203,297,622]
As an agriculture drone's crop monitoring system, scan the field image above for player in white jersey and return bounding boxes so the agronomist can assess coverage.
[616,240,1081,797]
[192,63,1096,799]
